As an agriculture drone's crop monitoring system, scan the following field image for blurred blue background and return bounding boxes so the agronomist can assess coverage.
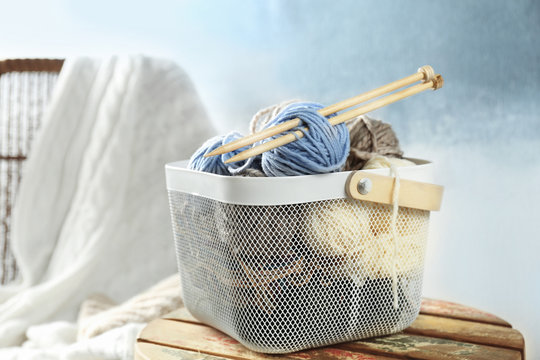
[3,0,539,356]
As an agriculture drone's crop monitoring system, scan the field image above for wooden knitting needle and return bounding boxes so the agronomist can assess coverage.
[205,66,435,158]
[224,75,443,164]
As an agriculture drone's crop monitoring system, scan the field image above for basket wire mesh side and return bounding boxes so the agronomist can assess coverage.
[0,59,63,284]
[168,190,430,353]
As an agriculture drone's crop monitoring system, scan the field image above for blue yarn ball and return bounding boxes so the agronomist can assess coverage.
[260,102,350,177]
[188,132,260,175]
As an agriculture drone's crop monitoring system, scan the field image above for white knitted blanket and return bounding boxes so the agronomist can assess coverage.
[0,56,213,358]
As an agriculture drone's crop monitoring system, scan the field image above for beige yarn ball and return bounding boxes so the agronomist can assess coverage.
[303,199,373,285]
[361,233,426,278]
[303,198,429,282]
[305,199,372,257]
[362,156,416,170]
[364,203,430,278]
[367,202,429,238]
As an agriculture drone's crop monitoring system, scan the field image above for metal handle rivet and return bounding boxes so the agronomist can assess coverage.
[357,178,372,195]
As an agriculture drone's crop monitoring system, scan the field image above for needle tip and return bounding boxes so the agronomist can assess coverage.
[204,149,220,157]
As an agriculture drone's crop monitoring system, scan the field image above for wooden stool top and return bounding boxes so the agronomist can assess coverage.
[135,298,525,360]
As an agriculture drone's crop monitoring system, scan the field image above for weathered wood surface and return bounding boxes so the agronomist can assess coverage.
[420,298,511,327]
[164,307,198,323]
[404,314,524,350]
[339,334,521,360]
[136,299,525,360]
[136,341,229,360]
[137,319,395,360]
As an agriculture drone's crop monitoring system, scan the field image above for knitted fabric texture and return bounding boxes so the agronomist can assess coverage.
[77,274,182,340]
[77,294,116,323]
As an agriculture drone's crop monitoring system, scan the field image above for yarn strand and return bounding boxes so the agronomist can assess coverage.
[389,164,401,309]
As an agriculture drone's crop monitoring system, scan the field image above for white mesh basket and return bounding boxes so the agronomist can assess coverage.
[165,159,443,354]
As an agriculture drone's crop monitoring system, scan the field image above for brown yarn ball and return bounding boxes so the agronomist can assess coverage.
[236,168,266,177]
[344,115,403,171]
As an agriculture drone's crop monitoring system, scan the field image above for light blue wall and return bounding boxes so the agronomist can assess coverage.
[3,0,540,355]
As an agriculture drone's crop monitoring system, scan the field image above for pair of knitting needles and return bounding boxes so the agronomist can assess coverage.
[206,66,443,164]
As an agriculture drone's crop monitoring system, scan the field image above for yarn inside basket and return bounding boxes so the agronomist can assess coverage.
[188,131,260,175]
[188,102,350,177]
[258,102,350,176]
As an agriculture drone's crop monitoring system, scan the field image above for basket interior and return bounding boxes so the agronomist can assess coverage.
[168,190,430,353]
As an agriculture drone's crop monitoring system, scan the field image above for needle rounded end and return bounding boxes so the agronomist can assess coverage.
[432,74,444,90]
[418,65,435,82]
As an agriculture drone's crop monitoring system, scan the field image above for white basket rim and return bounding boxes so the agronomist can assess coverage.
[165,158,435,206]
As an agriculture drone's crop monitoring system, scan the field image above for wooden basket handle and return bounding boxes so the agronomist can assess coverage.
[345,171,444,211]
